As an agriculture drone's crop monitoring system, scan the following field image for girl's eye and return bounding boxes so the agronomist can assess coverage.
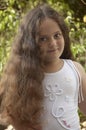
[54,33,62,39]
[39,37,47,43]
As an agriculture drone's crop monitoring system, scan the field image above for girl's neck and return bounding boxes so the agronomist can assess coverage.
[43,59,64,73]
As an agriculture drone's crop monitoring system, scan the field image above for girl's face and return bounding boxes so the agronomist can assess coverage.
[37,18,65,64]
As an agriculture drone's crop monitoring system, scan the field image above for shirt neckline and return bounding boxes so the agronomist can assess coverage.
[44,59,66,76]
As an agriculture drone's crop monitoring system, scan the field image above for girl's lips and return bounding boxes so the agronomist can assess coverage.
[47,48,58,52]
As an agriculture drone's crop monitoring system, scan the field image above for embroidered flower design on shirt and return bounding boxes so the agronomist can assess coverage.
[52,106,65,118]
[44,84,63,101]
[62,120,71,128]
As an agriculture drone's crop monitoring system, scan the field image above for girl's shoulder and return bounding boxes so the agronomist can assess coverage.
[73,61,86,102]
[63,59,84,74]
[72,61,85,75]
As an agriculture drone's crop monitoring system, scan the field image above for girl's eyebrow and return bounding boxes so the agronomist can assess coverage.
[54,31,62,34]
[39,31,62,37]
[39,34,48,37]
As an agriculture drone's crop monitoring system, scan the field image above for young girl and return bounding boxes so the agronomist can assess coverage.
[0,3,86,130]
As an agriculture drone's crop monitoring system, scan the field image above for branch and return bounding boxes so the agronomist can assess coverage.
[81,0,86,5]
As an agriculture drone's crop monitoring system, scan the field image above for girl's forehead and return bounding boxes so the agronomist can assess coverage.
[38,18,61,35]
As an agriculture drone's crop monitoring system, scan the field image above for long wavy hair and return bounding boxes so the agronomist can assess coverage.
[0,3,73,129]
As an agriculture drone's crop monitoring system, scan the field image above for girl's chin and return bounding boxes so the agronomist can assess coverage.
[43,57,60,65]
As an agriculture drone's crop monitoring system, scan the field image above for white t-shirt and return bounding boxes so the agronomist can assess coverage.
[42,59,83,130]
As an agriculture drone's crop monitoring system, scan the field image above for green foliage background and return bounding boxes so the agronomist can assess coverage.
[0,0,86,126]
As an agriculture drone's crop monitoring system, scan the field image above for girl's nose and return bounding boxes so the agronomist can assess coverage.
[48,37,57,46]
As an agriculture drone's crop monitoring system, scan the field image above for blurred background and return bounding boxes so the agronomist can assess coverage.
[0,0,86,129]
